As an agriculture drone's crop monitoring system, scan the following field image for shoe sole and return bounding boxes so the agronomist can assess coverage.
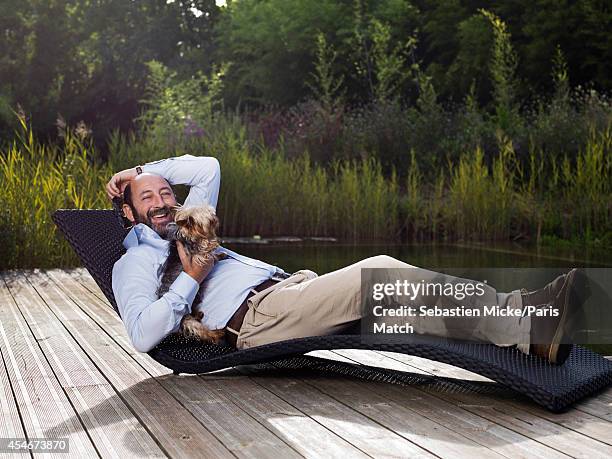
[548,269,591,364]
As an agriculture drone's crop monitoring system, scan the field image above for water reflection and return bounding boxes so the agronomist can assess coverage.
[224,242,612,275]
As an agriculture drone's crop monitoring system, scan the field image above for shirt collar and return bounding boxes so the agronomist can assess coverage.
[123,223,170,251]
[123,224,236,262]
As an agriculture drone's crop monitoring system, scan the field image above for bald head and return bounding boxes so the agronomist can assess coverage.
[123,173,171,208]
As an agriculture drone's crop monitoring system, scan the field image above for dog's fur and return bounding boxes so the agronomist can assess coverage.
[157,205,226,343]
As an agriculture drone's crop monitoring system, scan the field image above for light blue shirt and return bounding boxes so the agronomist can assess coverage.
[112,155,283,352]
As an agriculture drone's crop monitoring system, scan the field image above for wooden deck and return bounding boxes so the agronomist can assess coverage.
[1,269,611,459]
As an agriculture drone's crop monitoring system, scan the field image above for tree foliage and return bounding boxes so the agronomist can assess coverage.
[0,0,610,141]
[0,0,220,141]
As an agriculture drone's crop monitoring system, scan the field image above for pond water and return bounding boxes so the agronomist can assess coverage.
[224,241,612,274]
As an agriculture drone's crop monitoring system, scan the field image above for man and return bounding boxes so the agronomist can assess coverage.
[108,154,586,364]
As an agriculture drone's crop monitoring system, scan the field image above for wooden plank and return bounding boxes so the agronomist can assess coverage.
[277,368,506,459]
[351,375,570,459]
[305,350,355,363]
[239,367,436,458]
[69,268,104,297]
[573,395,612,422]
[295,352,568,458]
[198,376,370,459]
[378,351,493,382]
[381,349,612,428]
[0,273,98,458]
[161,373,305,458]
[433,392,612,458]
[505,400,612,447]
[47,269,170,378]
[70,268,106,302]
[23,271,232,458]
[0,339,30,459]
[311,375,573,459]
[369,350,612,446]
[47,270,313,458]
[7,271,166,458]
[337,349,612,458]
[332,349,430,374]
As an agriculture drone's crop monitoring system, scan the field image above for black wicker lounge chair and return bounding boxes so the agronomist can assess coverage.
[52,209,612,412]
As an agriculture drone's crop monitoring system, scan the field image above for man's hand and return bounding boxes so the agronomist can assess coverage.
[106,167,138,200]
[177,241,215,284]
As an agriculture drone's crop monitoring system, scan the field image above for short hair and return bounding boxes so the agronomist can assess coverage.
[123,182,134,210]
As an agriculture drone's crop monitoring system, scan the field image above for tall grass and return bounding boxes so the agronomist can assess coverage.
[107,123,401,242]
[447,136,519,241]
[0,119,111,268]
[202,130,400,241]
[564,129,611,239]
[107,122,610,248]
[1,117,610,269]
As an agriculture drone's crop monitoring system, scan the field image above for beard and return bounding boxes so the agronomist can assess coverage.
[133,205,176,239]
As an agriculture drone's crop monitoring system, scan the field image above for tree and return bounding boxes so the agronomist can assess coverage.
[520,0,612,93]
[480,8,521,134]
[0,0,221,142]
[444,14,493,103]
[215,0,352,107]
[307,33,345,112]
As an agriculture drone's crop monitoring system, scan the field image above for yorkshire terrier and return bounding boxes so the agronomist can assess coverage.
[157,205,226,343]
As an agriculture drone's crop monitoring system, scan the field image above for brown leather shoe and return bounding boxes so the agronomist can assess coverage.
[529,268,590,365]
[521,272,567,307]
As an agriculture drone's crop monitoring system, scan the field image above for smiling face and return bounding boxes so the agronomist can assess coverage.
[122,173,178,238]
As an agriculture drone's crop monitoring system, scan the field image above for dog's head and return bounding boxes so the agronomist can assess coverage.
[166,205,220,264]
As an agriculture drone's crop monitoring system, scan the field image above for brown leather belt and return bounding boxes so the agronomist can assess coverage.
[225,278,282,348]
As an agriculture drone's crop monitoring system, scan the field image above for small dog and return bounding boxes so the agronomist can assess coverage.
[157,205,226,343]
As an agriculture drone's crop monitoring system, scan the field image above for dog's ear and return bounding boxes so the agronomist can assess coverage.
[209,213,219,231]
[165,222,179,239]
[175,212,195,229]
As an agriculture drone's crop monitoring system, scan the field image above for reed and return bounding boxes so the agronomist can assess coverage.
[1,118,611,269]
[212,133,399,241]
[448,145,491,240]
[0,119,111,268]
[565,128,611,239]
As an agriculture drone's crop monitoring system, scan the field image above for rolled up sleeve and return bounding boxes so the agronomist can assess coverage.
[142,154,221,209]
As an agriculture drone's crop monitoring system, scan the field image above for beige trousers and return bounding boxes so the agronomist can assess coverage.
[236,255,531,353]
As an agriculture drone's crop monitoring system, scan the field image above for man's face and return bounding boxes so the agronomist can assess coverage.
[122,174,178,237]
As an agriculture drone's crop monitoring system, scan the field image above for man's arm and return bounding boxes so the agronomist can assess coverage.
[106,154,221,209]
[112,254,200,353]
[143,155,221,208]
